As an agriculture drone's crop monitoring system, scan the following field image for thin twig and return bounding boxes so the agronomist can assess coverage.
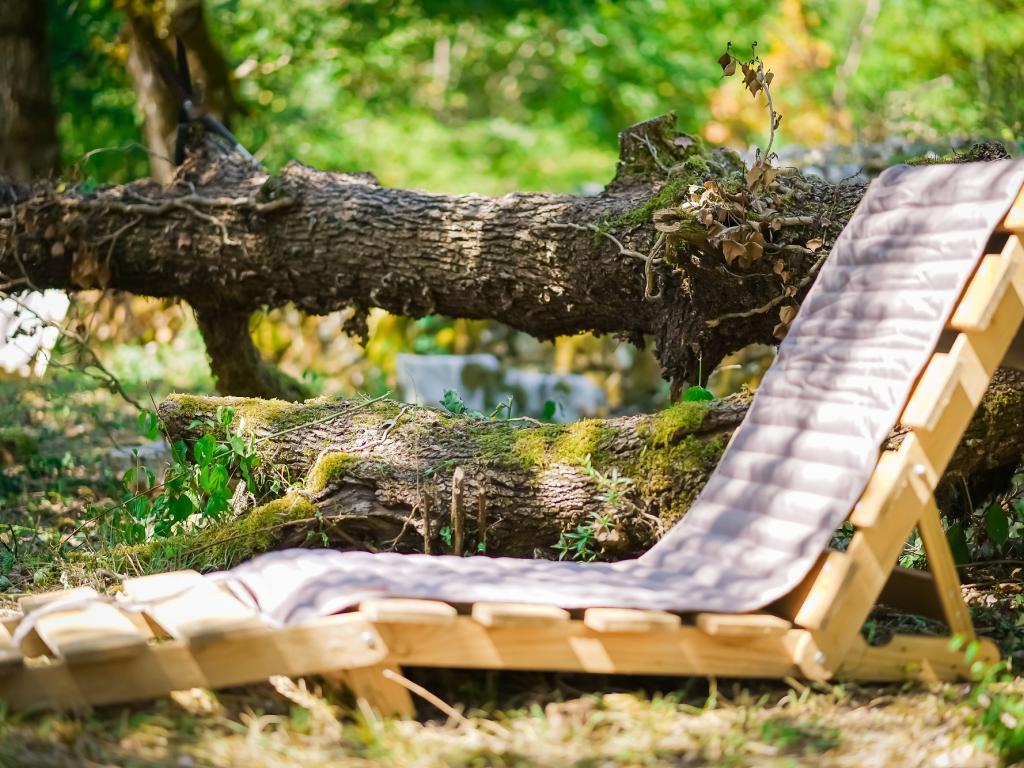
[380,668,471,726]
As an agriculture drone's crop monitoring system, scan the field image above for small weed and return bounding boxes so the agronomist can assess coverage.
[554,454,635,561]
[960,648,1024,765]
[758,716,840,754]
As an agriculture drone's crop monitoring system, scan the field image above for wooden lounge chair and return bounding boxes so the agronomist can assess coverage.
[3,160,1024,715]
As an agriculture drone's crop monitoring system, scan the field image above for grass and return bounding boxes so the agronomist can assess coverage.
[3,341,1024,766]
[0,675,1017,767]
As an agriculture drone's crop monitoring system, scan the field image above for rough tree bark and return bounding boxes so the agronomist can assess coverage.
[0,0,61,182]
[0,114,867,396]
[155,369,1024,560]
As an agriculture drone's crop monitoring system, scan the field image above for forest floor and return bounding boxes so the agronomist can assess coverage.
[2,344,1024,767]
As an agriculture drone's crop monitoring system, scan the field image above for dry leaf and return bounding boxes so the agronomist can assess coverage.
[718,52,736,76]
[773,259,786,275]
[745,163,764,188]
[70,250,110,290]
[806,237,823,252]
[722,240,746,265]
[778,305,797,324]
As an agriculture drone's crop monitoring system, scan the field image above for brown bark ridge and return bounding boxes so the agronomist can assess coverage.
[0,113,870,395]
[156,369,1024,560]
[0,0,61,182]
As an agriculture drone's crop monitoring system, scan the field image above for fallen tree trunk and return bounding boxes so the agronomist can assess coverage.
[2,114,863,395]
[156,369,1024,561]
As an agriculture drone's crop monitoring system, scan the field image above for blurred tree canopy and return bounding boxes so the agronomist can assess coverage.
[50,0,1024,194]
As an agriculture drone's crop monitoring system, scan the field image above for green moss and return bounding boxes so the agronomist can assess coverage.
[550,419,616,467]
[622,401,720,523]
[473,420,619,472]
[603,177,691,233]
[0,428,37,462]
[305,451,361,493]
[108,491,316,572]
[475,423,558,471]
[626,433,726,525]
[642,401,710,448]
[681,153,709,176]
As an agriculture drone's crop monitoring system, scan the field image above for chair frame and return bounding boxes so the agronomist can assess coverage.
[2,191,1022,716]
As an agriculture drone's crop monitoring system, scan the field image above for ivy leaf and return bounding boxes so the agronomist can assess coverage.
[137,410,160,440]
[946,522,971,565]
[984,502,1010,546]
[193,434,217,466]
[683,386,714,402]
[440,389,467,415]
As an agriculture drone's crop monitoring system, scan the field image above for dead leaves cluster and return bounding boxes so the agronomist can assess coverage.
[718,43,782,195]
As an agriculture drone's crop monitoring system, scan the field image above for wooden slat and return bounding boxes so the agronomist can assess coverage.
[959,237,1024,373]
[696,613,792,637]
[838,635,999,682]
[917,497,976,640]
[947,333,991,404]
[583,608,681,633]
[18,587,146,664]
[375,617,806,678]
[1003,187,1024,232]
[0,613,388,710]
[808,461,933,670]
[849,448,914,528]
[901,353,961,431]
[18,586,97,614]
[471,602,569,628]
[122,572,263,643]
[950,254,1015,332]
[360,599,457,625]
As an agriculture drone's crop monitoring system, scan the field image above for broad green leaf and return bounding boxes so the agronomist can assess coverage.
[946,522,971,565]
[984,502,1010,546]
[193,434,217,466]
[682,386,714,402]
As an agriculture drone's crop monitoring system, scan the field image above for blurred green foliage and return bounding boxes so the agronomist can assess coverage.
[49,0,1024,192]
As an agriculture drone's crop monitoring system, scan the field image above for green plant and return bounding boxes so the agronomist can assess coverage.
[108,406,280,544]
[956,640,1024,765]
[440,388,521,421]
[554,454,635,561]
[554,510,613,562]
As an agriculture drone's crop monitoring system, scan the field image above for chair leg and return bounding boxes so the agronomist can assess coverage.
[330,663,415,718]
[917,497,976,641]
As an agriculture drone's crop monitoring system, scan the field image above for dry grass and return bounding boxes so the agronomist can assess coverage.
[0,674,1013,768]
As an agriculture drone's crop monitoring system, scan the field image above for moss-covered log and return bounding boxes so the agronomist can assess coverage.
[156,369,1024,563]
[157,392,743,563]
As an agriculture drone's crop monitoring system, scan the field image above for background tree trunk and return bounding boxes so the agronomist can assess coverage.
[157,369,1024,559]
[122,0,235,183]
[0,0,60,182]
